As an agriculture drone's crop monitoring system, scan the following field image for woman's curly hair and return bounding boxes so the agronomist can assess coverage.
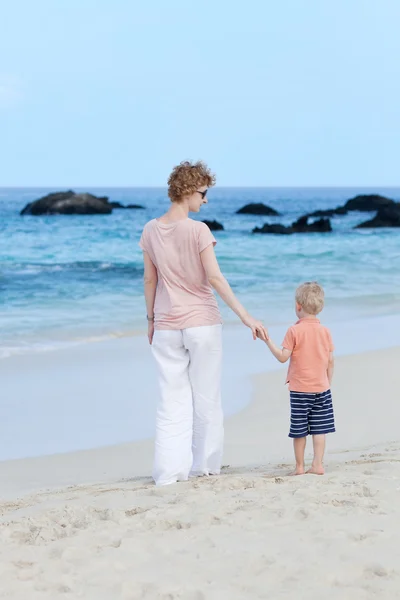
[167,160,216,203]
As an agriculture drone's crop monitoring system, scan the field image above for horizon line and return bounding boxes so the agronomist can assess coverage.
[1,185,400,190]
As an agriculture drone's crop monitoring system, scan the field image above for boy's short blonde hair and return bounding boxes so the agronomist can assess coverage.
[295,282,325,315]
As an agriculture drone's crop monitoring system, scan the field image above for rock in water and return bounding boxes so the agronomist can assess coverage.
[202,220,224,231]
[303,195,395,219]
[253,224,292,234]
[253,216,332,235]
[236,203,280,216]
[20,191,75,215]
[343,194,395,212]
[292,216,332,233]
[356,205,400,228]
[109,202,145,209]
[305,207,348,218]
[20,192,112,215]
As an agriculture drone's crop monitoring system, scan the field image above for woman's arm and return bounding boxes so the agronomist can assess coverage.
[200,244,267,340]
[143,251,158,344]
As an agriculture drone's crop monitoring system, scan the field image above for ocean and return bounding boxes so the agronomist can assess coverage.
[1,186,400,360]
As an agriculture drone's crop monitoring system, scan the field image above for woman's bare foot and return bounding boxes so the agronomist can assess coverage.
[289,467,305,476]
[306,465,325,475]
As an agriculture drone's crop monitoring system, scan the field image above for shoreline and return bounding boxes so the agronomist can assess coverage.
[1,345,399,500]
[2,313,400,464]
[2,305,400,361]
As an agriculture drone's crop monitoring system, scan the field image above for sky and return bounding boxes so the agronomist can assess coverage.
[1,0,400,187]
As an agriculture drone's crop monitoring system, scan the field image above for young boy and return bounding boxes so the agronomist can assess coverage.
[260,282,335,476]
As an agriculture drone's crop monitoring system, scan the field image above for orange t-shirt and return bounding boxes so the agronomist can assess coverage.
[139,218,222,330]
[282,317,334,393]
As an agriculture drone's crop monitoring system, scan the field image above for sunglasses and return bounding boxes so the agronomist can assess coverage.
[197,189,208,199]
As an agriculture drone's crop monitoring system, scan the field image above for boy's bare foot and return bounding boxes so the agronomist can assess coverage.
[289,467,305,476]
[306,465,325,475]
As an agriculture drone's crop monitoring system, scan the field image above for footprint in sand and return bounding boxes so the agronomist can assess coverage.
[351,485,374,498]
[348,532,371,542]
[364,564,390,578]
[13,561,42,582]
[125,507,149,518]
[330,499,356,507]
[12,560,35,569]
[274,477,285,484]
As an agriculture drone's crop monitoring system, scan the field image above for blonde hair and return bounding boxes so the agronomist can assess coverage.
[295,282,325,315]
[167,160,216,203]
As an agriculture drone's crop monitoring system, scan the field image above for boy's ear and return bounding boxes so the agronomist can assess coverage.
[295,302,302,312]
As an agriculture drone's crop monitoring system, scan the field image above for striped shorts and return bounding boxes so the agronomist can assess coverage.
[289,389,335,438]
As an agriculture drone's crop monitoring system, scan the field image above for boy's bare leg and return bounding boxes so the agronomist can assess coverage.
[307,435,325,475]
[290,437,306,475]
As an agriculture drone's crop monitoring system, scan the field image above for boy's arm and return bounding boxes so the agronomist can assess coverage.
[327,352,334,384]
[257,326,293,363]
[265,337,292,363]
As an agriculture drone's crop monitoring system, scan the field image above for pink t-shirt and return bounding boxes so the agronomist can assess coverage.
[139,218,222,330]
[282,317,334,393]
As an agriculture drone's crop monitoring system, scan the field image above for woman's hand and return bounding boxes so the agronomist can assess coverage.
[242,314,269,341]
[148,320,155,345]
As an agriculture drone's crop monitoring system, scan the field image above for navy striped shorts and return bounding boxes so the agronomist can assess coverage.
[289,389,335,438]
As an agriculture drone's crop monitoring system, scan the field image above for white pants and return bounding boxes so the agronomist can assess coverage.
[151,324,223,486]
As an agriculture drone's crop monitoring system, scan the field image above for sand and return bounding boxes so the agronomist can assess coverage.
[1,347,400,599]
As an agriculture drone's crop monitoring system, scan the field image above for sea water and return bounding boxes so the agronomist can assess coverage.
[1,186,400,359]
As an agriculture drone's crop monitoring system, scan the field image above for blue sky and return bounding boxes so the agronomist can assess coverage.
[1,0,400,186]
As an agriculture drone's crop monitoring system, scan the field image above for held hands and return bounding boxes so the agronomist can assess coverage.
[256,328,269,343]
[242,313,269,341]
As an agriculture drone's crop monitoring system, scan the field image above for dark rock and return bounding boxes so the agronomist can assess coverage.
[344,194,395,212]
[202,219,224,231]
[21,191,75,215]
[355,204,400,228]
[304,195,395,219]
[253,224,292,234]
[292,216,332,233]
[306,207,348,218]
[21,191,112,215]
[237,203,280,216]
[110,202,145,209]
[253,216,332,235]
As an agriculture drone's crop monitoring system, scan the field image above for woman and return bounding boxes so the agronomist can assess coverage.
[140,160,266,486]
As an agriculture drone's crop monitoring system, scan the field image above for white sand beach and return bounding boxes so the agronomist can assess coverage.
[3,2,400,597]
[1,345,400,599]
